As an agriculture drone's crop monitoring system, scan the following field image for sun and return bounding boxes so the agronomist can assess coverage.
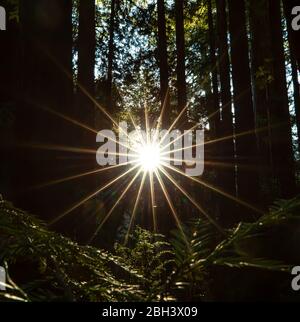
[136,142,162,172]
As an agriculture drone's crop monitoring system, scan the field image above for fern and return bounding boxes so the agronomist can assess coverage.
[0,195,144,302]
[114,227,175,301]
[169,196,300,300]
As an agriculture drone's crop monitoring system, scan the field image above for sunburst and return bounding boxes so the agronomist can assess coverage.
[22,54,265,244]
[25,94,266,245]
[10,41,270,251]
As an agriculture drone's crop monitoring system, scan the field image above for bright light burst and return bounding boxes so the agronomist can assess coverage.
[30,77,264,245]
[136,142,162,172]
[25,50,267,248]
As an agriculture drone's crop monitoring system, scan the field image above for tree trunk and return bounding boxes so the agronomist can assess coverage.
[286,2,300,155]
[207,0,223,224]
[215,0,236,226]
[157,0,170,128]
[0,1,21,201]
[249,0,274,204]
[228,0,259,210]
[107,0,117,112]
[77,0,96,139]
[16,0,74,218]
[207,0,220,137]
[268,0,296,197]
[175,0,187,127]
[290,43,300,154]
[283,0,300,69]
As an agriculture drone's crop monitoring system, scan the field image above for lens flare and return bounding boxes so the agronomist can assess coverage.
[136,143,162,172]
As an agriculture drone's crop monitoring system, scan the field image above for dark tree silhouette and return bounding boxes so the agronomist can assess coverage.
[228,0,259,210]
[175,0,187,126]
[268,0,295,198]
[77,0,96,131]
[157,0,170,128]
[215,0,236,226]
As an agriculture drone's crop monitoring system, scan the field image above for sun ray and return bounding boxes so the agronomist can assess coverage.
[153,87,170,142]
[88,168,142,244]
[129,113,146,146]
[31,161,137,190]
[41,49,135,147]
[160,122,201,153]
[144,103,151,144]
[161,157,260,173]
[149,171,157,232]
[30,101,98,135]
[49,164,140,226]
[160,123,273,158]
[36,102,137,152]
[18,142,96,155]
[125,171,147,244]
[158,166,225,235]
[161,162,264,215]
[154,169,189,247]
[159,103,189,146]
[159,90,257,155]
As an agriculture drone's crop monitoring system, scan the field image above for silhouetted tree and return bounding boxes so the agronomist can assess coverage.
[77,0,96,131]
[175,0,187,126]
[283,0,300,69]
[228,0,259,210]
[268,0,296,197]
[107,0,117,111]
[215,0,236,225]
[157,0,170,128]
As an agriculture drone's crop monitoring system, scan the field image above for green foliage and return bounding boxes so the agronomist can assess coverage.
[1,195,300,301]
[115,227,175,301]
[0,196,145,302]
[169,197,300,300]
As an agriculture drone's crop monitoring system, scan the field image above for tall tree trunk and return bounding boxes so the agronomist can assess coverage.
[228,0,259,210]
[107,0,116,111]
[16,0,74,218]
[157,0,170,128]
[215,0,236,226]
[175,0,187,127]
[290,43,300,154]
[76,0,97,242]
[249,0,274,204]
[207,0,220,137]
[207,0,222,224]
[286,2,300,155]
[268,0,296,197]
[283,0,300,69]
[0,1,20,201]
[77,0,96,140]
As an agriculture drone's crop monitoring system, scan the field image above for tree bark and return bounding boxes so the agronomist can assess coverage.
[285,1,300,155]
[207,0,220,137]
[0,1,21,201]
[16,0,74,218]
[77,0,96,138]
[157,0,170,128]
[249,0,274,203]
[283,0,300,69]
[215,0,235,173]
[268,0,296,197]
[175,0,187,127]
[228,0,259,209]
[215,0,236,226]
[107,0,117,111]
